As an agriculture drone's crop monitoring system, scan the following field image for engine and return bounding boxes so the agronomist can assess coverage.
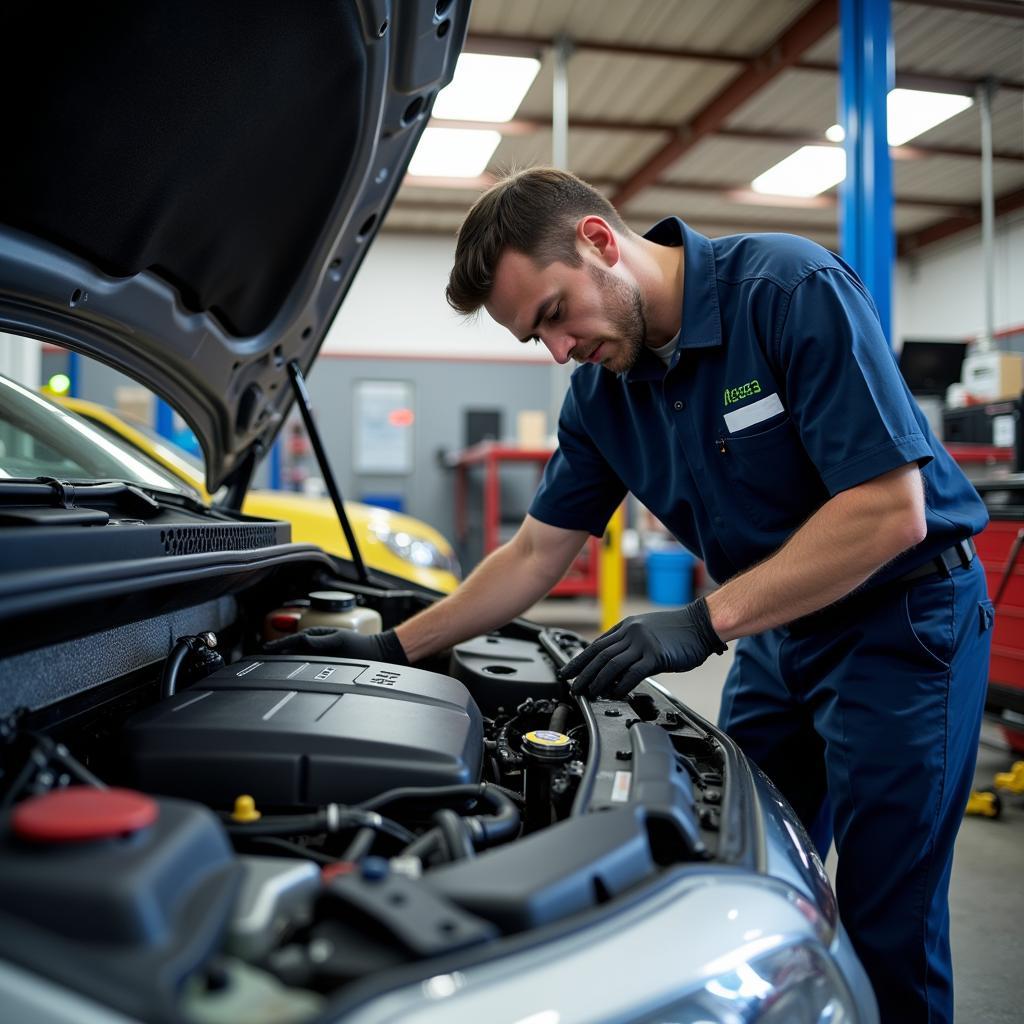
[0,582,727,1024]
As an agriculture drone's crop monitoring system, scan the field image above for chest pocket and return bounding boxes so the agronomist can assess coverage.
[720,415,828,533]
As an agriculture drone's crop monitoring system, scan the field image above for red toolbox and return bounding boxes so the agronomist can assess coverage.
[974,479,1024,752]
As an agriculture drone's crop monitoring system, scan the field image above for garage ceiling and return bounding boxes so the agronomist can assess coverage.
[384,0,1024,258]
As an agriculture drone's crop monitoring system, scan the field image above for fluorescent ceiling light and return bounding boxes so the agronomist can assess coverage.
[751,146,847,197]
[886,88,973,145]
[408,127,501,178]
[432,53,541,122]
[822,89,973,149]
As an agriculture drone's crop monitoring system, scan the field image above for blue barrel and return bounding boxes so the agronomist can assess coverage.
[645,547,694,605]
[361,493,404,513]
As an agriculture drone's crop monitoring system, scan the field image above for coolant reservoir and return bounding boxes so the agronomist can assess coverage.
[299,590,382,634]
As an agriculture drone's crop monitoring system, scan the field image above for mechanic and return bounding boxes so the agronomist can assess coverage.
[271,167,993,1023]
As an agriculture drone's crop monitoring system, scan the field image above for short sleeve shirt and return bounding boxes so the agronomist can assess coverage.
[529,217,988,585]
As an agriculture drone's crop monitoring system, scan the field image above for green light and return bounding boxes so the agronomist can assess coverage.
[48,373,71,395]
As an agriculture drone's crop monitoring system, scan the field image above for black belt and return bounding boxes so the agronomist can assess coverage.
[896,537,976,583]
[787,537,977,636]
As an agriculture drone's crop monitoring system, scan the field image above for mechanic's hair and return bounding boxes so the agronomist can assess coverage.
[446,167,629,316]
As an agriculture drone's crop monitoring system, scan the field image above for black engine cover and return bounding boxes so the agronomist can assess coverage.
[120,656,484,810]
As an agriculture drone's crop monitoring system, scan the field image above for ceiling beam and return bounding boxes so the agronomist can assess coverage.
[428,117,1024,164]
[384,206,838,240]
[719,127,1024,163]
[898,184,1024,255]
[609,0,840,207]
[463,33,746,65]
[898,0,1024,18]
[395,179,973,214]
[464,33,1024,97]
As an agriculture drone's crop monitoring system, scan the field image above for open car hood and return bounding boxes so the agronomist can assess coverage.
[0,1,468,492]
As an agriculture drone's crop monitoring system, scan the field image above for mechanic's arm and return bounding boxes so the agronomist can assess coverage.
[707,461,926,640]
[396,514,589,662]
[564,463,925,699]
[266,514,588,663]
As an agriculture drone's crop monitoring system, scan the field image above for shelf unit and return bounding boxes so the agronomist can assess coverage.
[448,441,600,597]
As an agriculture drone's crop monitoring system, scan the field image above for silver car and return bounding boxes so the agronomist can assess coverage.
[0,2,876,1022]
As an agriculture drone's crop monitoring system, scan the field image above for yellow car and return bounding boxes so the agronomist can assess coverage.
[54,395,460,593]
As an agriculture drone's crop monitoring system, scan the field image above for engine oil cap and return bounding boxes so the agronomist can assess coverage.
[522,730,573,760]
[308,590,357,612]
[12,787,159,843]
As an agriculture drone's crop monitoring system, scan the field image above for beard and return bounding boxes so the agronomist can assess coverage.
[582,263,648,374]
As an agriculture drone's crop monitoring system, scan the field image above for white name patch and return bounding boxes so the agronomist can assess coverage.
[723,393,784,433]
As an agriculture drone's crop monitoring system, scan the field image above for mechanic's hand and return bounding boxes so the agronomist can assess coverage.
[263,627,409,665]
[558,597,727,700]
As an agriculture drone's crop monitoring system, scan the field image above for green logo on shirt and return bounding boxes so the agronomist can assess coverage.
[724,379,762,405]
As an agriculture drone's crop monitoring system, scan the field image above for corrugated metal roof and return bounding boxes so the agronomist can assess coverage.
[468,0,815,54]
[388,0,1024,254]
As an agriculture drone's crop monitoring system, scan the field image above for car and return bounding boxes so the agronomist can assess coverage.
[49,393,461,594]
[0,4,878,1024]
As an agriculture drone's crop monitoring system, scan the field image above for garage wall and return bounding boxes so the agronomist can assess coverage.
[327,232,549,362]
[894,210,1024,346]
[302,354,553,563]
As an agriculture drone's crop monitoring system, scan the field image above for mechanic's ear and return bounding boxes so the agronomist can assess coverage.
[577,216,619,266]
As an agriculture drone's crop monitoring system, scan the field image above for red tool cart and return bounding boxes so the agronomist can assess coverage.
[448,441,600,597]
[973,477,1024,753]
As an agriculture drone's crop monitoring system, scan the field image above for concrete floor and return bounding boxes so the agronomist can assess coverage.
[529,595,1023,1024]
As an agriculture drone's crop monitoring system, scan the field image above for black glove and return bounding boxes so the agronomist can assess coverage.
[558,597,727,701]
[263,627,409,665]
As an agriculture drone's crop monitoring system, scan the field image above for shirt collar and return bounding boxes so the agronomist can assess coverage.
[625,217,722,384]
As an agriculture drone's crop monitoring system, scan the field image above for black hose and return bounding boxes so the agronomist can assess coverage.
[225,812,326,837]
[549,702,573,735]
[470,785,520,847]
[224,806,414,844]
[433,808,475,861]
[485,781,527,807]
[160,640,191,699]
[342,827,377,861]
[357,783,482,813]
[366,783,521,857]
[402,828,443,860]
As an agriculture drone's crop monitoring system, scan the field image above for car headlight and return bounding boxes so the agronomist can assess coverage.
[639,938,855,1024]
[370,524,461,577]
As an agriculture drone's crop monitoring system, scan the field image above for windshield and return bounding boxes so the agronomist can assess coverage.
[0,374,197,495]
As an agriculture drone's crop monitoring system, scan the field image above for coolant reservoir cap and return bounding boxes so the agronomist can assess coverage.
[522,730,573,760]
[308,590,357,612]
[12,787,159,844]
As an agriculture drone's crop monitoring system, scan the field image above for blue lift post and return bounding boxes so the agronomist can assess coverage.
[66,350,80,398]
[269,437,283,490]
[840,0,894,343]
[155,397,175,441]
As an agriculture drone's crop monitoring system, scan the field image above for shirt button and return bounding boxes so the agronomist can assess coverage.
[673,400,684,411]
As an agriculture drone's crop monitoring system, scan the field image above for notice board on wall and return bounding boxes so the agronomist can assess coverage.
[353,380,414,474]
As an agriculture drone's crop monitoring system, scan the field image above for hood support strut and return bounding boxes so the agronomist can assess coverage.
[287,360,369,584]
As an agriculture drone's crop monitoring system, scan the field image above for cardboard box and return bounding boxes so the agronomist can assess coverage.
[962,351,1024,402]
[516,410,547,449]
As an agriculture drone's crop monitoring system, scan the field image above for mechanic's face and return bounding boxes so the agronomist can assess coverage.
[487,244,648,374]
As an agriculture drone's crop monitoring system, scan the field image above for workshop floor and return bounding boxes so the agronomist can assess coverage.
[529,595,1023,1024]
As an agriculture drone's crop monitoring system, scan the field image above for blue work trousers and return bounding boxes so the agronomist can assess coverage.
[719,558,992,1024]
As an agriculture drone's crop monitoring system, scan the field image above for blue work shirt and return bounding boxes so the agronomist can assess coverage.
[529,217,988,586]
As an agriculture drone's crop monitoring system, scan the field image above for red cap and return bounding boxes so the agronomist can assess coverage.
[320,861,358,883]
[12,787,159,843]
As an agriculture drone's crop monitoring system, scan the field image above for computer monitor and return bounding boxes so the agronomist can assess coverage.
[898,339,968,397]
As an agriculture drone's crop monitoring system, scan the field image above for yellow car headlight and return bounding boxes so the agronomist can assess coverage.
[370,523,461,577]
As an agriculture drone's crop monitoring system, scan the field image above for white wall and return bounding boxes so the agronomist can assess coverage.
[0,334,40,388]
[325,233,549,362]
[895,209,1024,343]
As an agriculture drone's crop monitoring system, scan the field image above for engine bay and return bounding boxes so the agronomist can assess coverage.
[0,565,744,1024]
